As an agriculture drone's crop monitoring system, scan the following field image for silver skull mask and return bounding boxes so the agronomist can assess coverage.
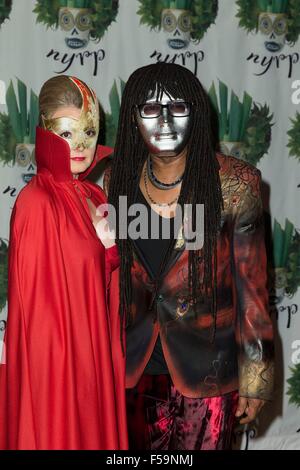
[135,92,192,157]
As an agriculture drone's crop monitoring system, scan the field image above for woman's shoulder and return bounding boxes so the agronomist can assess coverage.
[13,180,53,220]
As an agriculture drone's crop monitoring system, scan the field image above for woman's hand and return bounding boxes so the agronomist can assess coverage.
[94,204,116,249]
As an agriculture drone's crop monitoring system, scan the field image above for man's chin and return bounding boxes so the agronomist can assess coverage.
[149,144,185,158]
[152,146,188,157]
[151,150,179,158]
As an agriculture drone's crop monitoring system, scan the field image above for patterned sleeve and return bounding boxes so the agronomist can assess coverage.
[232,168,274,401]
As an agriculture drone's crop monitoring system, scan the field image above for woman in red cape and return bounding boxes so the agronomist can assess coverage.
[0,76,127,450]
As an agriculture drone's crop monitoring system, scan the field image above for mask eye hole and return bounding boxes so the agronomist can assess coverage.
[60,131,72,139]
[178,13,191,33]
[169,102,190,116]
[162,11,177,32]
[274,17,287,35]
[259,15,272,35]
[139,103,161,118]
[85,128,96,137]
[16,146,31,167]
[76,12,92,31]
[59,10,74,31]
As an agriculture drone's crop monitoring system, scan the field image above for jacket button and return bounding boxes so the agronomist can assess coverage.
[157,294,164,302]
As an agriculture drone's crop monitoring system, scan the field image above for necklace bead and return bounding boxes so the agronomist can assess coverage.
[147,156,183,190]
[143,165,179,207]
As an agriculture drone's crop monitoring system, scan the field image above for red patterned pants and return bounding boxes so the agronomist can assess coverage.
[126,374,239,450]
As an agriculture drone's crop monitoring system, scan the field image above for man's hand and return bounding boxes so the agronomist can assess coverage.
[235,397,266,424]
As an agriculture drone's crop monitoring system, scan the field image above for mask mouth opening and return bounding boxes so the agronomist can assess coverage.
[264,40,282,53]
[65,37,88,49]
[167,38,188,49]
[22,173,35,184]
[155,132,177,141]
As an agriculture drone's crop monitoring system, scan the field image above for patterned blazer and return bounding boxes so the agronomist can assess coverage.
[104,153,274,400]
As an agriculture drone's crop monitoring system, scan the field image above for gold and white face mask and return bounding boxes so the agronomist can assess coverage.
[58,7,92,49]
[41,76,99,151]
[258,12,288,53]
[161,9,192,50]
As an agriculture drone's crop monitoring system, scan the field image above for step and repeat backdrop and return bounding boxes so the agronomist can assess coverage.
[0,0,300,450]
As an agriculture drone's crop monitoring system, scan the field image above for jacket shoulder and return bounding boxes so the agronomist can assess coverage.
[217,152,261,197]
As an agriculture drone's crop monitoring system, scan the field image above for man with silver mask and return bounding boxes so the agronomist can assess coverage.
[106,63,274,450]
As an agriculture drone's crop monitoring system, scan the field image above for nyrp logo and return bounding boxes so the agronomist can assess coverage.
[236,0,300,77]
[0,0,12,28]
[33,0,119,75]
[138,0,218,75]
[208,80,273,166]
[0,78,38,184]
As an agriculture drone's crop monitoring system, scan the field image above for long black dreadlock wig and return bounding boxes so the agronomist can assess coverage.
[108,62,223,341]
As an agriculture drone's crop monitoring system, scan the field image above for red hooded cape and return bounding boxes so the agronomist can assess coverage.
[0,128,127,449]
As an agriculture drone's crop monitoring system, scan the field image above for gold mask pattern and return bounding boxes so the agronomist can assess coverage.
[41,76,99,151]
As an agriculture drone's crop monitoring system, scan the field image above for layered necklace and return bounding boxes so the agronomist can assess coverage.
[146,155,184,190]
[143,160,182,207]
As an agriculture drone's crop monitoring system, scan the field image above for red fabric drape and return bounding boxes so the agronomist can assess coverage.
[0,128,127,449]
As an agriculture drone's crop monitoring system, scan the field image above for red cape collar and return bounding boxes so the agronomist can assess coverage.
[35,127,113,183]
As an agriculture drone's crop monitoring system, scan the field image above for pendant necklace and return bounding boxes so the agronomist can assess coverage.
[143,165,179,207]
